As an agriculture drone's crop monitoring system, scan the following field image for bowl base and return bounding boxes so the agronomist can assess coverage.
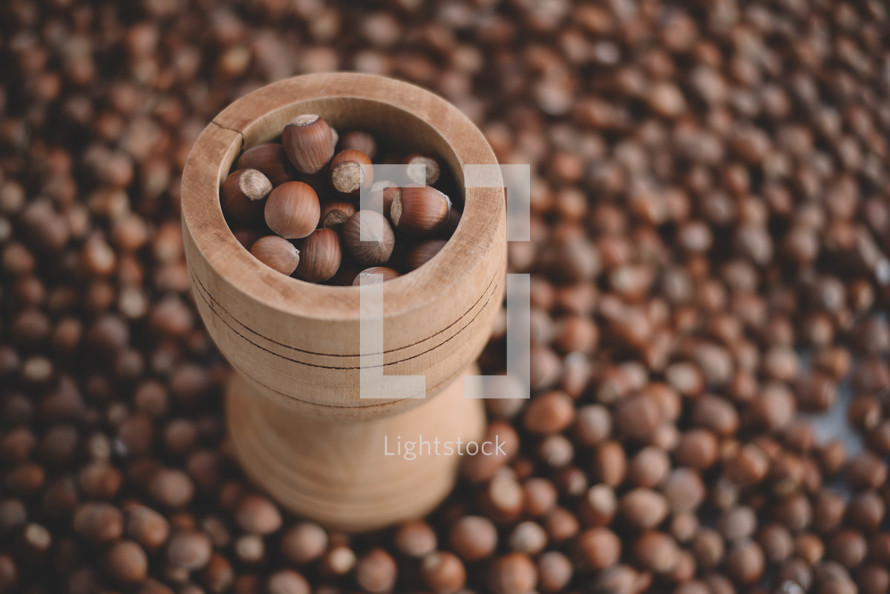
[226,367,486,532]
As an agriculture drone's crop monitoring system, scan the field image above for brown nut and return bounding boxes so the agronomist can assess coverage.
[390,186,451,235]
[631,530,679,574]
[282,114,336,174]
[576,527,621,570]
[487,553,537,594]
[355,548,397,594]
[353,266,401,286]
[235,494,282,535]
[343,210,395,266]
[404,239,447,271]
[619,488,669,530]
[125,504,170,550]
[319,201,356,229]
[421,551,465,593]
[264,181,320,240]
[537,551,572,593]
[267,569,309,594]
[221,169,273,224]
[235,143,293,186]
[338,130,377,159]
[295,229,342,283]
[394,520,437,558]
[167,530,212,571]
[439,207,462,236]
[250,236,300,276]
[374,184,399,217]
[280,523,327,565]
[73,503,123,544]
[105,540,148,584]
[405,153,442,185]
[330,149,373,194]
[449,516,497,562]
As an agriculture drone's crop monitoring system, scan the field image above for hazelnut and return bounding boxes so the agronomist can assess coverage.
[330,149,373,194]
[590,565,639,594]
[280,523,327,565]
[421,552,466,593]
[449,516,497,562]
[404,239,447,270]
[374,184,399,217]
[355,548,397,594]
[439,207,462,236]
[338,130,377,159]
[234,494,282,535]
[73,503,123,544]
[632,531,679,574]
[353,266,400,286]
[405,153,442,185]
[295,229,342,283]
[394,520,437,558]
[488,553,537,594]
[250,236,300,276]
[221,169,272,223]
[576,527,621,570]
[282,114,336,174]
[343,210,395,266]
[167,530,212,571]
[235,143,293,186]
[264,181,320,239]
[578,484,616,527]
[319,201,356,229]
[523,390,575,434]
[619,488,669,530]
[537,551,572,593]
[125,504,170,550]
[322,545,356,576]
[508,521,547,555]
[267,569,309,594]
[105,540,148,584]
[390,186,451,235]
[725,540,765,585]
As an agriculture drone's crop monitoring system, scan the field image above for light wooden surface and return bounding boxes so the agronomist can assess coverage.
[181,73,506,530]
[227,368,485,531]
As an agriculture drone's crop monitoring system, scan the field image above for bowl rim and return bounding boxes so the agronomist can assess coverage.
[181,72,505,322]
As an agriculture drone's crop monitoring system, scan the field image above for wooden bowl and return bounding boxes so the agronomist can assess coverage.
[181,73,506,530]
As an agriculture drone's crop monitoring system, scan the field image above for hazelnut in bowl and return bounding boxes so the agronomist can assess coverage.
[181,73,506,530]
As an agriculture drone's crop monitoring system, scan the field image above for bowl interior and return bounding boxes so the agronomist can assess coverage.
[219,96,468,286]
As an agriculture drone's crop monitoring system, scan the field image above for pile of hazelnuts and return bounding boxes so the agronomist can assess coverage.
[220,114,460,285]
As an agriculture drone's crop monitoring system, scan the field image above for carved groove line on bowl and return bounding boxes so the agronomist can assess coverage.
[190,269,502,368]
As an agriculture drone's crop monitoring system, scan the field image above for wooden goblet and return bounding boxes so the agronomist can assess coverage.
[181,73,506,531]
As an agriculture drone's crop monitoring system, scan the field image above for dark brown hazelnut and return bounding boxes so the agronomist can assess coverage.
[250,235,300,275]
[404,238,447,270]
[390,186,451,235]
[330,149,373,194]
[294,229,342,282]
[221,169,273,224]
[282,114,336,174]
[343,209,395,266]
[265,181,321,240]
[319,200,356,229]
[236,143,294,186]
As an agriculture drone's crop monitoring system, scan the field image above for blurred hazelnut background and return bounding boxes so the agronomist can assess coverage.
[1,0,890,592]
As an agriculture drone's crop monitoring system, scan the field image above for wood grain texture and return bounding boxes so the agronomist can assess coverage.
[227,368,485,531]
[181,73,506,530]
